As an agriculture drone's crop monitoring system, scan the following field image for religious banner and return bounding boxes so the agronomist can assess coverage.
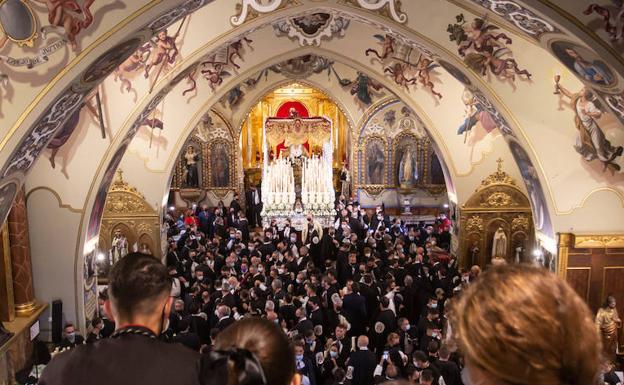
[265,116,331,159]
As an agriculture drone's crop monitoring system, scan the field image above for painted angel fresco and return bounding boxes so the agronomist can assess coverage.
[447,14,531,82]
[554,77,623,174]
[33,0,96,50]
[183,37,253,96]
[457,89,498,143]
[366,34,442,99]
[114,21,187,97]
[584,1,624,42]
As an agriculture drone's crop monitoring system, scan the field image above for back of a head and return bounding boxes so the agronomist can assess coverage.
[213,317,295,385]
[108,253,172,320]
[452,264,600,385]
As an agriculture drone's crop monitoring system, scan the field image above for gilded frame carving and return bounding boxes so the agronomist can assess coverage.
[0,0,38,47]
[358,134,389,195]
[207,138,236,192]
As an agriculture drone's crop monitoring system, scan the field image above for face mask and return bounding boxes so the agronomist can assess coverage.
[230,234,235,239]
[196,275,204,282]
[409,236,414,240]
[431,303,438,309]
[249,246,255,251]
[290,237,297,243]
[67,332,76,342]
[330,351,338,359]
[405,324,411,331]
[241,266,248,273]
[295,354,304,361]
[432,331,438,338]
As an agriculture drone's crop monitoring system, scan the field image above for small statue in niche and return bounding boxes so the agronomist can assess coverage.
[469,240,480,265]
[340,163,350,198]
[491,227,507,260]
[183,145,200,188]
[111,229,128,265]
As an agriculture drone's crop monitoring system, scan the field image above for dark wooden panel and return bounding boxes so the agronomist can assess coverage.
[566,268,591,301]
[602,267,624,312]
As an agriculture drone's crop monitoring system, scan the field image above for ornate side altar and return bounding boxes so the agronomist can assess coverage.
[261,113,335,228]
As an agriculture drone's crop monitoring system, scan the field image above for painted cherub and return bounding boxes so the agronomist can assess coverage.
[448,14,531,81]
[144,29,179,78]
[32,0,96,50]
[415,56,442,99]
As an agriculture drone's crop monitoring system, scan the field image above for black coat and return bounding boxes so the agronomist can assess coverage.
[40,331,200,385]
[348,349,377,385]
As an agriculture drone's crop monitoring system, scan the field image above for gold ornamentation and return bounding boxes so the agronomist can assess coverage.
[465,215,483,232]
[574,235,624,249]
[484,191,516,207]
[511,215,529,231]
[479,158,516,189]
[103,170,154,215]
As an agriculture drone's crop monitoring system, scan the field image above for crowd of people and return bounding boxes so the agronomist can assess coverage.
[158,194,459,384]
[37,193,615,385]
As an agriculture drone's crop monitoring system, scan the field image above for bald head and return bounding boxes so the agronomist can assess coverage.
[357,335,369,349]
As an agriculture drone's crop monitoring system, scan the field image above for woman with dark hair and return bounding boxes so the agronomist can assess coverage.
[200,317,297,385]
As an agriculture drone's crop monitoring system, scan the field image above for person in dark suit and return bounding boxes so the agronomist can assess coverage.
[248,185,262,227]
[295,307,314,337]
[347,335,377,385]
[215,305,234,332]
[173,317,201,351]
[59,323,85,349]
[294,340,318,385]
[342,282,367,337]
[39,253,201,385]
[436,345,461,385]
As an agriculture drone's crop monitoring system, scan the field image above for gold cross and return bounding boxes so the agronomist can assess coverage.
[496,158,503,172]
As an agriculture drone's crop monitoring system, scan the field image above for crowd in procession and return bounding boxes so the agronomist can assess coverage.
[34,191,619,385]
[158,193,459,384]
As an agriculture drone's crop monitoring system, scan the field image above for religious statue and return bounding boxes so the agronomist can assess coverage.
[294,198,304,214]
[340,163,350,198]
[491,227,507,260]
[469,241,480,266]
[399,147,417,187]
[140,243,152,255]
[596,295,622,361]
[111,229,128,265]
[183,145,200,188]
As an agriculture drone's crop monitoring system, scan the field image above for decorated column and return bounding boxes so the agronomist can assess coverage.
[8,188,37,316]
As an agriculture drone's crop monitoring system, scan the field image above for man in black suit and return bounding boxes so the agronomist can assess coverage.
[40,253,201,385]
[58,323,85,349]
[347,335,376,385]
[342,282,367,337]
[248,185,262,227]
[295,306,314,337]
[173,317,201,351]
[435,345,461,385]
[215,304,234,332]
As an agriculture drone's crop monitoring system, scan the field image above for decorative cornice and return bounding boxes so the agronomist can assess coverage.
[574,235,624,249]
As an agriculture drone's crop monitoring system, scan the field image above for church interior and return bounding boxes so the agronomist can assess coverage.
[0,0,623,384]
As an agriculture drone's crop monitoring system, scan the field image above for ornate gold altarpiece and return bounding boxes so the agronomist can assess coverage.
[98,170,160,258]
[459,159,534,268]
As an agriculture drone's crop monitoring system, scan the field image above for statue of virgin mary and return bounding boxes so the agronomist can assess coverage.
[399,148,417,187]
